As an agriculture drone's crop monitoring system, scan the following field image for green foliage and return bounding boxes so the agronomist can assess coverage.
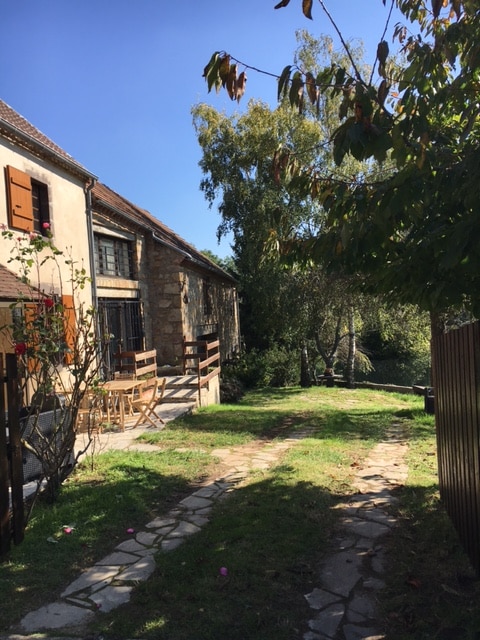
[362,358,430,387]
[202,1,480,317]
[222,346,300,389]
[360,303,431,385]
[1,228,104,509]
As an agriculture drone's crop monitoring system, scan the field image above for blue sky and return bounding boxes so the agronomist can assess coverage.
[1,1,403,258]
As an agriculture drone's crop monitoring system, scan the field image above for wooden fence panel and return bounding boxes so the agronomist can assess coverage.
[6,354,24,545]
[0,353,25,556]
[0,354,10,555]
[433,322,480,575]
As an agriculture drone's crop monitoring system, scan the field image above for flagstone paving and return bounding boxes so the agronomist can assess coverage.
[5,411,409,640]
[12,421,315,636]
[303,423,408,640]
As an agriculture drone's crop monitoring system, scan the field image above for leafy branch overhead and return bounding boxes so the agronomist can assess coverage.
[199,0,480,317]
[203,53,247,102]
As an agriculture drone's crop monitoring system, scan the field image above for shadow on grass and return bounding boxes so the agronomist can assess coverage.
[0,453,204,631]
[93,473,347,640]
[94,482,480,640]
[381,483,480,639]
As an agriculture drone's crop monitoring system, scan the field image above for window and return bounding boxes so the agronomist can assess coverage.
[31,179,50,233]
[203,278,213,316]
[94,234,134,278]
[5,165,50,234]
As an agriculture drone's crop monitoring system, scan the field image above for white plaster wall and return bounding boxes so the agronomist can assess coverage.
[0,140,92,306]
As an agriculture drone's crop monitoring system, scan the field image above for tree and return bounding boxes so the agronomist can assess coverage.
[193,96,325,352]
[203,1,480,317]
[197,33,398,385]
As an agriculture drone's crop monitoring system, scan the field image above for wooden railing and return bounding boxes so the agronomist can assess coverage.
[114,349,157,379]
[182,337,220,406]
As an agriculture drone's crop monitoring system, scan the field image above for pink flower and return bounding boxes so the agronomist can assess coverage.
[126,528,135,534]
[14,342,27,356]
[42,222,50,229]
[63,527,72,534]
[219,567,228,576]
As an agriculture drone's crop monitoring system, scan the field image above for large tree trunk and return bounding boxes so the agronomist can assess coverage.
[300,343,311,387]
[345,305,356,388]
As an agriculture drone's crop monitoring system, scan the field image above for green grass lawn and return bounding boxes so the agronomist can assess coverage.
[1,387,479,639]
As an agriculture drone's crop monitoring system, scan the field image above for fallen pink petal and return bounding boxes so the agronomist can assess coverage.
[127,528,135,534]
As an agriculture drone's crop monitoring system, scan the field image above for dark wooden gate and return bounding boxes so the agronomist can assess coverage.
[0,353,25,556]
[432,321,480,575]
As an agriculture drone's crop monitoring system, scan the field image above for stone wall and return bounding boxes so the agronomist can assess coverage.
[145,237,240,366]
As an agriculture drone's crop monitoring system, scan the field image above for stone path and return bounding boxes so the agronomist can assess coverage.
[303,423,409,640]
[14,423,313,636]
[7,415,409,640]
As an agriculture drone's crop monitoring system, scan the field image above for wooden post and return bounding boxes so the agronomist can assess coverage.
[0,354,11,555]
[6,354,24,545]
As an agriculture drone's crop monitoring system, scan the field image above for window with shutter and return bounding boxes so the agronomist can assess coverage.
[5,165,50,234]
[6,165,33,232]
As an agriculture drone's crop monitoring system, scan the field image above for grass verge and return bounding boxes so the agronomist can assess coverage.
[1,387,478,639]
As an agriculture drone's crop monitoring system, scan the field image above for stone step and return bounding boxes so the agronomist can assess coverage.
[163,386,199,404]
[162,375,198,388]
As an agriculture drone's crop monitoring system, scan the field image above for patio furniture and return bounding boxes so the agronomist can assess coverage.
[100,378,143,431]
[131,377,165,429]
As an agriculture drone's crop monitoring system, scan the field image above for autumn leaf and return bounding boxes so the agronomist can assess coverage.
[305,71,318,104]
[219,55,231,87]
[432,0,443,19]
[274,0,290,8]
[377,40,389,66]
[236,71,247,102]
[302,0,313,19]
[378,79,390,107]
[277,65,292,101]
[226,64,237,100]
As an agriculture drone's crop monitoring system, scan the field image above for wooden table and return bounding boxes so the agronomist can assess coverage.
[100,379,143,431]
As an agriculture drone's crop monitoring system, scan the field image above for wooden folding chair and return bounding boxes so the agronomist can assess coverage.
[76,389,104,434]
[131,377,164,428]
[114,371,136,415]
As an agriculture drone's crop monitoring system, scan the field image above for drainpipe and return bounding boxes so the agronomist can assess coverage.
[85,178,97,306]
[85,178,104,374]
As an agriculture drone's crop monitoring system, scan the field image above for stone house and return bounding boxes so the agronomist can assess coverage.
[0,98,240,394]
[91,182,240,376]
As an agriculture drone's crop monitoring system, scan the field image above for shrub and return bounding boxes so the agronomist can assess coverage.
[222,346,300,389]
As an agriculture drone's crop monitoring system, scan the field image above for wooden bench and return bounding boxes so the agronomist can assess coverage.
[315,374,343,387]
[114,349,157,379]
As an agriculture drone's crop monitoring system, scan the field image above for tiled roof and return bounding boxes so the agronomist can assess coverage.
[92,182,235,283]
[0,99,96,180]
[0,263,37,300]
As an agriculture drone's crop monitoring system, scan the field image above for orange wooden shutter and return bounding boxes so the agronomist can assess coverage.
[24,303,40,372]
[6,166,33,232]
[62,295,76,365]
